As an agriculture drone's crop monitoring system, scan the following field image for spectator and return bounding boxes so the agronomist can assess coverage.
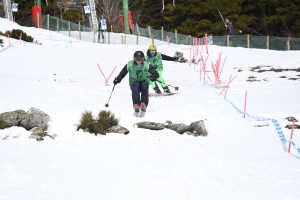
[225,18,235,35]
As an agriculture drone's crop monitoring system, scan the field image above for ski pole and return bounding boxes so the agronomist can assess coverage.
[105,84,116,107]
[211,0,227,28]
[173,61,177,72]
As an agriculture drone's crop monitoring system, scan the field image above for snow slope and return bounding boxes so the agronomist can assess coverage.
[1,18,300,200]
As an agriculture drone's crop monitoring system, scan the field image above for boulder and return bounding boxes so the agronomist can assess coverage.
[106,126,130,135]
[136,120,208,137]
[189,120,208,137]
[134,122,165,130]
[165,121,192,134]
[0,109,26,128]
[19,107,50,130]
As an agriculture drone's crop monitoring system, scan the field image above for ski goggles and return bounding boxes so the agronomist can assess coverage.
[134,57,144,61]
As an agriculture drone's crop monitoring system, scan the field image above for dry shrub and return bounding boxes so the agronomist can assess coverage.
[174,51,188,63]
[77,110,119,135]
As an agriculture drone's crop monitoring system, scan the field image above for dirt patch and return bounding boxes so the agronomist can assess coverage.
[250,66,300,73]
[247,76,260,82]
[279,76,287,78]
[288,78,300,80]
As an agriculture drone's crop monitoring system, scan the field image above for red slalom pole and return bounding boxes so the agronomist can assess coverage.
[288,120,296,153]
[97,64,117,85]
[244,91,247,118]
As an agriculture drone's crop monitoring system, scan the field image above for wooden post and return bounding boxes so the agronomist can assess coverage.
[121,35,124,44]
[47,14,49,30]
[267,36,270,49]
[148,26,151,38]
[93,28,95,43]
[247,34,250,48]
[78,21,81,40]
[161,26,164,40]
[227,35,230,47]
[287,38,290,51]
[136,24,140,36]
[68,21,71,37]
[151,36,154,44]
[136,36,138,45]
[108,32,110,44]
[57,17,59,32]
[175,30,178,44]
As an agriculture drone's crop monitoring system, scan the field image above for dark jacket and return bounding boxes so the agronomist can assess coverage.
[226,21,235,35]
[116,62,159,84]
[146,50,177,61]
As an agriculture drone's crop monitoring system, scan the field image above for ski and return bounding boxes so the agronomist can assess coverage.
[149,92,178,97]
[133,110,146,118]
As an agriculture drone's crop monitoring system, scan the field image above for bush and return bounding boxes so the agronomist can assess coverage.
[77,110,119,135]
[174,51,188,63]
[0,29,34,43]
[0,117,5,129]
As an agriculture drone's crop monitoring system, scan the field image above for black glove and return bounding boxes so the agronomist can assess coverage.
[149,75,156,82]
[113,77,121,85]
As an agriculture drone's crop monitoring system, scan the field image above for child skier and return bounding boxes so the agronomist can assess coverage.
[113,51,159,112]
[145,44,178,94]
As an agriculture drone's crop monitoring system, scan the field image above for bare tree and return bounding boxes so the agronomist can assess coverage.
[0,4,4,18]
[95,0,142,32]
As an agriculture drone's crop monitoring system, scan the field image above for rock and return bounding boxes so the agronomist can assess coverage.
[20,107,50,130]
[165,122,191,134]
[0,109,26,128]
[29,127,46,141]
[189,120,208,136]
[285,124,300,129]
[284,116,298,122]
[106,126,130,135]
[29,127,57,141]
[135,122,165,130]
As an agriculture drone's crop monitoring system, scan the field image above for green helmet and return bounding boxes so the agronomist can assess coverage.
[149,44,157,51]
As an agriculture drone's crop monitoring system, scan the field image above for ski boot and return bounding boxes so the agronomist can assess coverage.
[140,102,147,112]
[133,104,140,112]
[163,86,171,93]
[153,84,162,94]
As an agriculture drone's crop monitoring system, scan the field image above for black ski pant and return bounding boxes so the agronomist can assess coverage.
[130,81,149,106]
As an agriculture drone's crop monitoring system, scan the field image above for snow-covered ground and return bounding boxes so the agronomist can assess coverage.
[1,17,300,200]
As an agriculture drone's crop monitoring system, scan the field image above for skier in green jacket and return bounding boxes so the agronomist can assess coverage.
[113,51,159,112]
[145,44,178,94]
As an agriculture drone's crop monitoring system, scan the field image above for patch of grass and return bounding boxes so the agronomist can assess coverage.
[279,76,287,78]
[248,76,256,79]
[77,110,119,135]
[288,78,299,80]
[238,69,242,72]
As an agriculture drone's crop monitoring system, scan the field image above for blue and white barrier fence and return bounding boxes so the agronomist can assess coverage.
[205,81,300,154]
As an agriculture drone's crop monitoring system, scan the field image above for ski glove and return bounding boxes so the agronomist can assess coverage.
[113,77,121,85]
[149,75,156,82]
